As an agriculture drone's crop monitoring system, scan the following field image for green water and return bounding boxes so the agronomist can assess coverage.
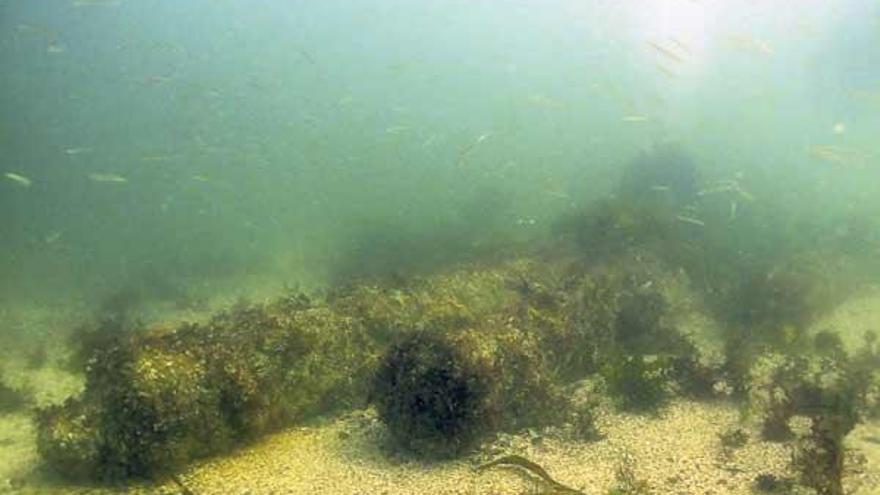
[2,1,875,307]
[2,1,880,492]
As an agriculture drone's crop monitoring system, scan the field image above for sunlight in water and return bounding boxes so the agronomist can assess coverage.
[628,0,722,75]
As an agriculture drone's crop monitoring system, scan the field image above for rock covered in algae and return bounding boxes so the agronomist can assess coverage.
[327,262,519,342]
[369,254,719,456]
[36,253,725,474]
[36,399,102,480]
[373,324,564,457]
[545,254,721,404]
[36,301,378,480]
[362,260,577,458]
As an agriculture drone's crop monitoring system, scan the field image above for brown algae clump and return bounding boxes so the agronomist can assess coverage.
[36,300,377,480]
[373,326,563,457]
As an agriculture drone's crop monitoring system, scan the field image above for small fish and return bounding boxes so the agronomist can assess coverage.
[832,122,846,135]
[45,230,65,244]
[849,89,880,105]
[526,93,564,109]
[64,147,92,155]
[46,41,66,54]
[422,134,440,147]
[89,173,127,183]
[456,133,492,167]
[622,115,650,122]
[699,180,754,202]
[191,175,210,182]
[477,455,584,495]
[656,64,678,79]
[297,47,319,69]
[809,145,869,166]
[72,0,121,7]
[647,40,686,64]
[140,155,174,162]
[650,185,670,192]
[676,215,705,227]
[735,187,755,202]
[4,172,32,187]
[700,180,736,194]
[144,75,171,86]
[726,35,774,56]
[474,133,491,144]
[669,37,691,54]
[698,184,731,196]
[384,125,410,135]
[545,190,570,200]
[15,23,46,35]
[795,20,820,38]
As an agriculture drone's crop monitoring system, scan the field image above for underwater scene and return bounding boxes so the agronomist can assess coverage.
[2,1,880,494]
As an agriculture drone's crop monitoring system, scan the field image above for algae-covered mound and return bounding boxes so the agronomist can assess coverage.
[370,254,721,456]
[373,325,564,457]
[35,253,723,475]
[36,299,378,480]
[34,261,532,479]
[327,262,519,344]
[344,261,569,457]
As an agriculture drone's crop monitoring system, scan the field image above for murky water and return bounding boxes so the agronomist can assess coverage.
[2,1,880,493]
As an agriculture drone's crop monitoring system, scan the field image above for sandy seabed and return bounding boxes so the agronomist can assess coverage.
[3,399,879,495]
[164,402,880,495]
